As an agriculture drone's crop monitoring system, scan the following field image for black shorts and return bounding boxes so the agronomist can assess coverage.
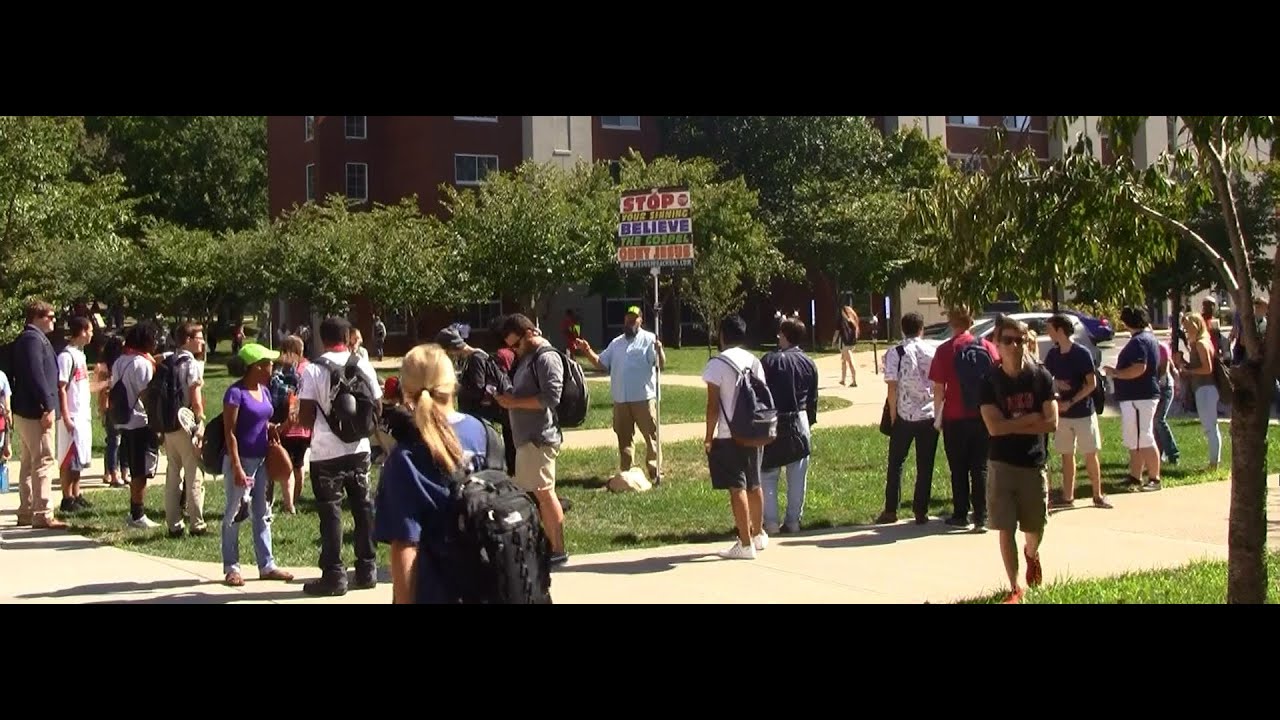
[708,439,762,491]
[281,436,310,468]
[120,426,158,480]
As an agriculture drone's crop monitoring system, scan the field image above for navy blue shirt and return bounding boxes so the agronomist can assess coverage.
[374,411,492,604]
[1114,329,1160,402]
[1044,343,1096,419]
[761,347,819,425]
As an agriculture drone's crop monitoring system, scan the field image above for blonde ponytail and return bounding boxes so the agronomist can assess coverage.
[401,343,466,474]
[414,389,464,473]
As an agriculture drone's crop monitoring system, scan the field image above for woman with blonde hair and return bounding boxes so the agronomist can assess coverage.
[1175,313,1221,470]
[373,344,505,604]
[834,306,860,386]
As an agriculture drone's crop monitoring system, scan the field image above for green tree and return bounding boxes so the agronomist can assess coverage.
[0,116,134,336]
[615,152,786,349]
[83,115,267,232]
[662,116,948,294]
[441,160,617,323]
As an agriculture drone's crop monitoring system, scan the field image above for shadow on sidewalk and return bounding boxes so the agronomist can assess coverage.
[86,589,308,605]
[784,520,962,549]
[17,578,207,600]
[0,533,101,552]
[555,552,710,576]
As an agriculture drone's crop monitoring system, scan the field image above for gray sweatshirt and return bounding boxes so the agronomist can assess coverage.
[509,341,564,448]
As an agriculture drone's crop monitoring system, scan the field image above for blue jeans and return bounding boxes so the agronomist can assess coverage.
[1154,384,1179,462]
[104,421,121,474]
[1194,384,1222,466]
[221,455,277,575]
[762,415,811,529]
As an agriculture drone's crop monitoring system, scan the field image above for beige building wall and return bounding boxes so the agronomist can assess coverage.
[521,116,594,168]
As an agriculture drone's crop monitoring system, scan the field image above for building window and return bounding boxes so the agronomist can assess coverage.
[345,116,367,139]
[304,115,315,141]
[466,298,503,330]
[1003,116,1030,131]
[305,164,316,202]
[601,116,640,130]
[455,116,498,123]
[454,154,499,186]
[345,162,368,201]
[947,116,980,126]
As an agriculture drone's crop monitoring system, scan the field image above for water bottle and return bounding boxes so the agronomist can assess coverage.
[1,461,8,493]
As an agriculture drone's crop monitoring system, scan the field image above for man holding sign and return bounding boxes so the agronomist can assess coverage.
[576,306,666,484]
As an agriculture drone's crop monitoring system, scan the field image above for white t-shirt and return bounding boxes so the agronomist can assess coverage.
[300,349,383,462]
[701,346,765,440]
[57,346,91,420]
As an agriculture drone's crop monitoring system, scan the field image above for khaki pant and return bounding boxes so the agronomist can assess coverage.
[15,415,55,523]
[613,400,658,478]
[164,430,205,532]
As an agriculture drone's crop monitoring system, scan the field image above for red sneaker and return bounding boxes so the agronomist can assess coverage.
[1025,552,1043,588]
[1001,588,1025,604]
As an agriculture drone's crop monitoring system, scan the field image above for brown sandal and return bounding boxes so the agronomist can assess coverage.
[260,568,294,582]
[225,572,245,587]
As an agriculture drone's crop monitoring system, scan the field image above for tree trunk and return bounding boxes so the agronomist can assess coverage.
[1227,362,1270,604]
[1172,288,1184,353]
[408,311,420,345]
[674,291,684,349]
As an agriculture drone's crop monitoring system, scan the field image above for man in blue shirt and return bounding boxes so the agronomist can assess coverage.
[576,306,666,483]
[1103,306,1163,492]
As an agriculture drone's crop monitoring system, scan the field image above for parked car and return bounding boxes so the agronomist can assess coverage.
[1061,308,1114,343]
[922,312,1102,368]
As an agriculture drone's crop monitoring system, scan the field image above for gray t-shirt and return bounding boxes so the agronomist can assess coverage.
[111,354,154,430]
[509,342,564,448]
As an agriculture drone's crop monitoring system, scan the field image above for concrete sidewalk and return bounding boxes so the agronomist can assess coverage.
[2,479,1273,604]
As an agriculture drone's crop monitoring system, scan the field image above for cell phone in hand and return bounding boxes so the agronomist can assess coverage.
[485,385,498,397]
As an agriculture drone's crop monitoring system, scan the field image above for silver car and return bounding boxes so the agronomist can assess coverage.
[922,312,1102,368]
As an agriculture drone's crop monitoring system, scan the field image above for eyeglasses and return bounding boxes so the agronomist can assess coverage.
[999,336,1026,347]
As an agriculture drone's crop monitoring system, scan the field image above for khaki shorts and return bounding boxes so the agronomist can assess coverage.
[1055,415,1101,455]
[987,460,1048,533]
[515,442,559,493]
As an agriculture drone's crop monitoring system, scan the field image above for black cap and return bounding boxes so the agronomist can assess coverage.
[434,327,466,349]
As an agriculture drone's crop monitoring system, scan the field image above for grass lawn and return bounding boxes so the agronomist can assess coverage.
[65,416,1274,566]
[959,552,1280,604]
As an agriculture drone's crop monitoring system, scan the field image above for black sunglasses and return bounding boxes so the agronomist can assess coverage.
[999,335,1026,346]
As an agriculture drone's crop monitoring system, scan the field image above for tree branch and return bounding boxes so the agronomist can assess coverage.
[1202,138,1262,361]
[1132,200,1240,295]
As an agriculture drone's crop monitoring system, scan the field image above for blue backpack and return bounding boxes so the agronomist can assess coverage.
[953,339,996,412]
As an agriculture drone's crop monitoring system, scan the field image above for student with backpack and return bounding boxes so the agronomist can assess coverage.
[111,321,162,529]
[492,314,573,568]
[154,322,208,537]
[436,326,516,472]
[374,344,550,604]
[702,315,777,560]
[98,334,129,489]
[927,307,1000,531]
[297,317,384,597]
[268,335,311,513]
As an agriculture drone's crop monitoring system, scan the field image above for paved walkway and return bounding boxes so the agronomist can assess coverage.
[2,479,1273,604]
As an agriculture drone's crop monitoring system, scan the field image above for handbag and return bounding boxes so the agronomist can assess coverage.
[879,346,907,436]
[762,355,812,470]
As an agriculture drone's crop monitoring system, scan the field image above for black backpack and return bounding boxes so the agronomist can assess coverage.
[532,345,588,429]
[108,370,134,427]
[953,339,996,412]
[315,354,379,443]
[458,352,512,421]
[200,413,226,475]
[142,353,190,434]
[713,354,778,447]
[440,467,552,604]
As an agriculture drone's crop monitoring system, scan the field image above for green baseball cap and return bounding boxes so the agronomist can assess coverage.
[626,305,641,316]
[238,343,280,366]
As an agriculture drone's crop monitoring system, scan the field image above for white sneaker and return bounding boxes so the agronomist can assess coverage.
[718,541,757,560]
[127,515,160,530]
[753,531,769,551]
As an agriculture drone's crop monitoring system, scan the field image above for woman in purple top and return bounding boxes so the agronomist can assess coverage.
[221,344,294,587]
